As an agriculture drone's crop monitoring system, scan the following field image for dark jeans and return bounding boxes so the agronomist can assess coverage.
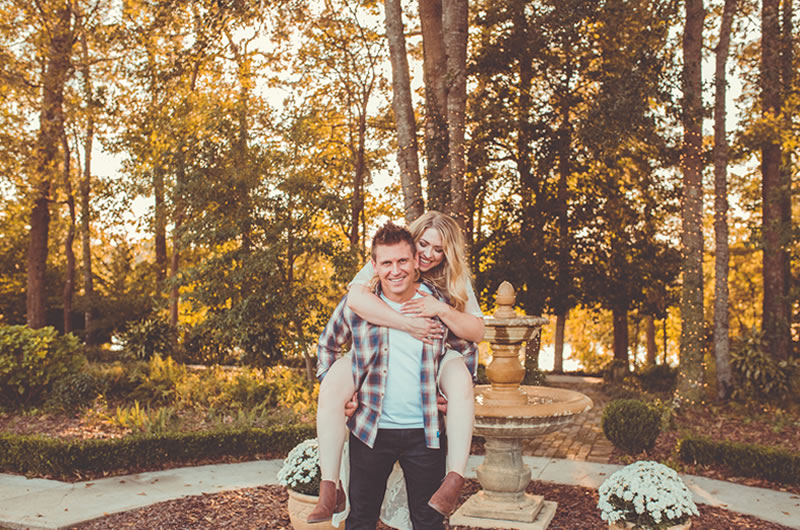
[346,429,446,530]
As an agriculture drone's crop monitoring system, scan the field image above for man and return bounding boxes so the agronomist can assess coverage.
[316,222,477,530]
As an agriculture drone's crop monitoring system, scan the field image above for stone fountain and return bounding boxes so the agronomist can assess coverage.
[449,282,593,529]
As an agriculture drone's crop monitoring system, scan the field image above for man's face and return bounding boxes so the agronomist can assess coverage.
[371,241,418,302]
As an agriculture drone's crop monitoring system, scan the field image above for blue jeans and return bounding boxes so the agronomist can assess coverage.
[346,429,446,530]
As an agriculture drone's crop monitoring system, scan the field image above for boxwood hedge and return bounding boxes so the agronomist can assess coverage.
[0,423,315,481]
[678,434,800,485]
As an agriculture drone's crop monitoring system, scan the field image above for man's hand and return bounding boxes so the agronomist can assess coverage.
[437,395,448,414]
[344,393,358,417]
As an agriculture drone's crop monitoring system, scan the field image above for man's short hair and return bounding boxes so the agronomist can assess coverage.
[371,221,416,260]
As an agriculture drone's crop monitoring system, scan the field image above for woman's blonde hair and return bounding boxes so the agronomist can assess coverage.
[409,211,472,312]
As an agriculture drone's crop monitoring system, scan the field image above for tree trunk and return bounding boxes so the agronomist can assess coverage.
[612,307,629,364]
[630,315,641,370]
[225,31,253,255]
[419,0,450,211]
[678,0,706,403]
[553,313,566,373]
[645,315,657,366]
[80,32,95,345]
[713,0,736,400]
[554,90,572,371]
[383,0,423,222]
[442,0,468,228]
[350,111,367,248]
[27,4,74,329]
[761,0,790,361]
[61,128,75,334]
[170,157,185,328]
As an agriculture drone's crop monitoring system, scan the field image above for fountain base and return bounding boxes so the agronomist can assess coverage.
[450,493,557,529]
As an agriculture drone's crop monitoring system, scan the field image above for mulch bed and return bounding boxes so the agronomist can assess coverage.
[70,480,795,529]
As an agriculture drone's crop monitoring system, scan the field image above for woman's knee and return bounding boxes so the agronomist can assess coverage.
[319,359,355,404]
[439,358,473,399]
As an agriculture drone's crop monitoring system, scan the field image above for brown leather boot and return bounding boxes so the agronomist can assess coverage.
[428,471,465,516]
[307,480,346,523]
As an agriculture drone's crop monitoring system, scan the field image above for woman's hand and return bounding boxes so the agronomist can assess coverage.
[401,290,450,319]
[403,316,444,344]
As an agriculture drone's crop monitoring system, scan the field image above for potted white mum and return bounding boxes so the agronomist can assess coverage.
[278,438,337,530]
[597,461,699,530]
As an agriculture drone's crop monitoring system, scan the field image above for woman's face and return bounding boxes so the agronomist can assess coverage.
[416,227,445,272]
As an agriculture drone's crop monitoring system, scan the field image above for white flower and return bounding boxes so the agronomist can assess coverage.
[277,438,321,493]
[597,461,699,529]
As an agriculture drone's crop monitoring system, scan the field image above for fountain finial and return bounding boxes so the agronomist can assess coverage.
[493,281,516,319]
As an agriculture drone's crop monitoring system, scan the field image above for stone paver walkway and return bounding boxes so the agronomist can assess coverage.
[521,374,615,463]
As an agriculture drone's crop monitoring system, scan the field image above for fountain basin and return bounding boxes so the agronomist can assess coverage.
[474,385,593,438]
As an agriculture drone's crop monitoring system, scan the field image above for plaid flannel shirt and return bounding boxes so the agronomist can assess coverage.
[316,280,478,450]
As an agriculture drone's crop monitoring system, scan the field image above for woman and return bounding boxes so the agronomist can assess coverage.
[310,211,484,524]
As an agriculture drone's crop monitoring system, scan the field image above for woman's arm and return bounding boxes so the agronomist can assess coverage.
[400,293,485,343]
[346,283,442,343]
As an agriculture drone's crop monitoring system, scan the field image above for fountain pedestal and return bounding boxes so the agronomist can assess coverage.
[449,282,592,529]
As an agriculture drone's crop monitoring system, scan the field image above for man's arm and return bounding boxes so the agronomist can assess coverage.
[316,296,353,381]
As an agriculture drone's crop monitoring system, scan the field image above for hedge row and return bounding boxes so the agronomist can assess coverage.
[0,423,315,481]
[678,435,800,485]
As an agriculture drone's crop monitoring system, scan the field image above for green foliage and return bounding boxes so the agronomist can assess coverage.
[730,327,795,402]
[0,325,86,407]
[0,424,316,481]
[109,401,178,434]
[129,355,186,406]
[635,363,678,394]
[180,324,236,365]
[120,318,176,361]
[678,435,800,485]
[45,371,102,412]
[601,399,661,454]
[602,359,630,385]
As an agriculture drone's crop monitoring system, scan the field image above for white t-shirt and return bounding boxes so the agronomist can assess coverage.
[350,261,483,318]
[378,288,428,429]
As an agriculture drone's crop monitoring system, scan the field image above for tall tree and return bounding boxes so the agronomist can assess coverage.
[60,126,76,333]
[383,0,424,222]
[760,0,792,361]
[713,0,737,400]
[79,30,96,345]
[678,0,706,403]
[442,0,468,227]
[27,2,76,328]
[419,0,450,211]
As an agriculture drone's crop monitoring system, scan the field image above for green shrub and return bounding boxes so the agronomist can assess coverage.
[181,324,236,365]
[601,398,661,454]
[129,355,186,406]
[0,423,315,480]
[602,359,629,385]
[121,317,176,361]
[730,327,794,402]
[635,363,677,393]
[0,325,86,407]
[45,371,101,412]
[228,370,279,408]
[678,435,800,485]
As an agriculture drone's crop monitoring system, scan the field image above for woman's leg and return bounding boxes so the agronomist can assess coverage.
[309,357,354,523]
[316,356,356,481]
[428,355,473,515]
[439,356,474,476]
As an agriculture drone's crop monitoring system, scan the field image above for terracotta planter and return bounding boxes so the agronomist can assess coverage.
[286,488,338,530]
[609,520,691,530]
